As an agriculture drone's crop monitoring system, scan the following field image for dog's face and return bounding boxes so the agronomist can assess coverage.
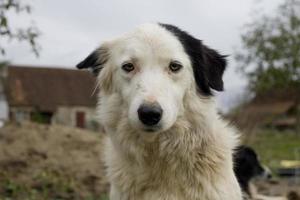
[77,24,226,134]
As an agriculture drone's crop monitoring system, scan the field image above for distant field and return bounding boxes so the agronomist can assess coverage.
[244,129,300,170]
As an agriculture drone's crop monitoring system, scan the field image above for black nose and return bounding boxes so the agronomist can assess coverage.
[138,103,163,126]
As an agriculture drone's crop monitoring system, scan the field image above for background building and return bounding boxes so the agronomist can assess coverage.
[5,65,98,130]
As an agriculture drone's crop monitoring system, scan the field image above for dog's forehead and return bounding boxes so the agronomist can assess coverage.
[134,24,182,48]
[112,24,187,59]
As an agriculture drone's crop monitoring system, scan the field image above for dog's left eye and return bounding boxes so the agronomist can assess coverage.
[122,62,135,72]
[169,61,183,72]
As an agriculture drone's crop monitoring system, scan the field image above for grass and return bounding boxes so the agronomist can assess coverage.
[244,129,300,170]
[0,170,109,200]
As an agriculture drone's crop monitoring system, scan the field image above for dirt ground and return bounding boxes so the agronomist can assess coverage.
[0,122,299,200]
[255,178,300,198]
[0,122,108,200]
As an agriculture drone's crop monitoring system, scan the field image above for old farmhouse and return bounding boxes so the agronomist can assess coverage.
[5,65,98,129]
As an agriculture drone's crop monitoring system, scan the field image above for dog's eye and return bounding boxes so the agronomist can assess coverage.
[122,63,135,72]
[169,61,183,72]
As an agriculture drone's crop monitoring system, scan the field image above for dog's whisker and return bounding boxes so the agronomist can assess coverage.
[91,79,100,97]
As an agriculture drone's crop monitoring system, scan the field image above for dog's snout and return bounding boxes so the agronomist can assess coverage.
[262,166,272,179]
[138,103,163,126]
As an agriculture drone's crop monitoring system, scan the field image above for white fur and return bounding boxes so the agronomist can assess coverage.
[95,24,242,200]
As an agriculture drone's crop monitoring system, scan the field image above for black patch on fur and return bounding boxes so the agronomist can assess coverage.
[159,23,227,95]
[234,145,265,197]
[76,48,108,76]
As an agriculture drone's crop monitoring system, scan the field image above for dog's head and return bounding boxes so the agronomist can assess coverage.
[234,146,272,188]
[77,23,226,135]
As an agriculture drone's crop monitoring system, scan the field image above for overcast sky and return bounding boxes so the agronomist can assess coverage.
[1,0,283,111]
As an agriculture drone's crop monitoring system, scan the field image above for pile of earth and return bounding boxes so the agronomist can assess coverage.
[0,122,108,200]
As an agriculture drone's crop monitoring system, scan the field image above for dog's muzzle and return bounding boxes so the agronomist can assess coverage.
[138,102,163,127]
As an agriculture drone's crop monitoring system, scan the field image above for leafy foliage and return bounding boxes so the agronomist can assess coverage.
[0,0,40,56]
[236,0,300,94]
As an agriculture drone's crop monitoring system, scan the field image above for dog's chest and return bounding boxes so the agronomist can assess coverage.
[104,132,242,200]
[108,151,226,200]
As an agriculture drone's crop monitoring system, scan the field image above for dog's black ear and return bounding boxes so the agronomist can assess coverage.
[159,23,226,95]
[202,45,227,92]
[76,47,109,76]
[191,43,227,95]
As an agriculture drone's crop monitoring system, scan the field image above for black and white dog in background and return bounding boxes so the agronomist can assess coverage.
[234,146,300,200]
[234,145,272,198]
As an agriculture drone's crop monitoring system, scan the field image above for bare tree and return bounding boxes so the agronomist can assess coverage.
[0,0,40,56]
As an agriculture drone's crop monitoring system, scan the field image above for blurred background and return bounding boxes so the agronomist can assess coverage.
[0,0,299,199]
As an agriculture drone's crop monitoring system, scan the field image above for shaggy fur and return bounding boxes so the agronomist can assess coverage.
[77,23,242,200]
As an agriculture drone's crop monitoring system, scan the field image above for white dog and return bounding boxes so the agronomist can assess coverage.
[77,23,242,200]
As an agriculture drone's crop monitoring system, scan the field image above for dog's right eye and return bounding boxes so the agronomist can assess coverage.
[169,61,183,73]
[122,63,135,72]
